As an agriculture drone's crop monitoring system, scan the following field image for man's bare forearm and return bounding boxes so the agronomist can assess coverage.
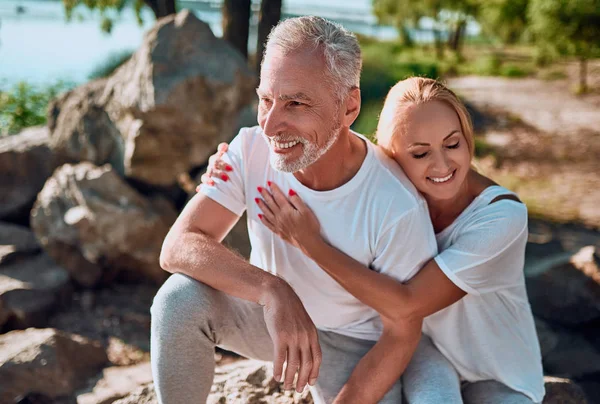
[333,318,423,404]
[160,229,281,305]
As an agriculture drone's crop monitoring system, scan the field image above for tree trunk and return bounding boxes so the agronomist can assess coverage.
[255,0,282,72]
[144,0,176,18]
[222,0,252,59]
[449,20,466,53]
[579,57,588,94]
[433,29,444,60]
[397,22,414,48]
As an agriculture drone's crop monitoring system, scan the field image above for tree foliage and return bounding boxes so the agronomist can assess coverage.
[62,0,174,33]
[373,0,478,57]
[528,0,600,91]
[477,0,529,44]
[0,82,72,136]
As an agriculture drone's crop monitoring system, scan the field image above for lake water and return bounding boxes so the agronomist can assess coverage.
[0,0,476,89]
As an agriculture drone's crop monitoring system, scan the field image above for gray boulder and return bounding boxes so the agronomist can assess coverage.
[526,246,600,326]
[0,253,71,330]
[48,9,256,187]
[30,163,176,287]
[543,376,588,404]
[0,328,107,402]
[0,127,57,222]
[0,222,41,265]
[536,318,600,378]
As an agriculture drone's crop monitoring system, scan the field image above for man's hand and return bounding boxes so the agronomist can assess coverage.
[261,278,322,393]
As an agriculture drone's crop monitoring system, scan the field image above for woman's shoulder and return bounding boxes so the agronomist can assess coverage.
[462,184,528,240]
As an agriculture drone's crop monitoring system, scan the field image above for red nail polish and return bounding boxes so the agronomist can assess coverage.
[225,165,233,172]
[221,174,228,181]
[255,198,260,204]
[258,214,263,219]
[267,181,272,187]
[257,186,263,193]
[289,189,296,197]
[208,180,215,186]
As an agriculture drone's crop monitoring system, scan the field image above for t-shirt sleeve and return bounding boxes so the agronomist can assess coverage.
[371,201,437,281]
[434,201,528,296]
[198,128,247,216]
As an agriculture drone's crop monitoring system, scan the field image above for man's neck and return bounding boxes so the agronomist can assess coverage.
[293,129,367,191]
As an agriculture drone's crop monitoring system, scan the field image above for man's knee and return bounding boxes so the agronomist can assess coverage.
[151,273,220,331]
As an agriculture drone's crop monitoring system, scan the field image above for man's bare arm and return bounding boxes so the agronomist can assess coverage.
[160,192,277,304]
[159,193,322,391]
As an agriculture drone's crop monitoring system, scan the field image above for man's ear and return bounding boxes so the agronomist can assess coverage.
[343,87,361,127]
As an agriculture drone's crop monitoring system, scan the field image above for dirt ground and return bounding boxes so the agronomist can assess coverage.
[449,60,600,229]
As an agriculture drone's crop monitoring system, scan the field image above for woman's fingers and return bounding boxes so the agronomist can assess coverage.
[256,199,276,224]
[199,173,215,188]
[287,189,309,212]
[217,142,229,154]
[258,186,280,212]
[268,182,294,210]
[207,157,232,173]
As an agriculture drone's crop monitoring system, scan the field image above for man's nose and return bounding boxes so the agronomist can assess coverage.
[262,104,284,137]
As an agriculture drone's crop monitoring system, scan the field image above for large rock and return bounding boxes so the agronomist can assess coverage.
[0,127,57,222]
[0,222,41,265]
[113,360,313,404]
[0,253,71,330]
[544,377,588,404]
[30,163,176,287]
[536,318,600,378]
[48,9,256,187]
[75,362,153,404]
[48,80,125,176]
[526,246,600,326]
[0,328,108,402]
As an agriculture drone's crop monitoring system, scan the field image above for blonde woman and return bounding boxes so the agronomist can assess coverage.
[200,77,544,403]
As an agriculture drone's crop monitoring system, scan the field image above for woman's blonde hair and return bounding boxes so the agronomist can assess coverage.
[375,77,475,158]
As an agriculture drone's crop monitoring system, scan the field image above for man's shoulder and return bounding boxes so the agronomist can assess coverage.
[231,126,269,160]
[363,141,424,212]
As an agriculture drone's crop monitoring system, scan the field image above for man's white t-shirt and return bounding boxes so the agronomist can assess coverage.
[200,126,437,341]
[423,185,545,402]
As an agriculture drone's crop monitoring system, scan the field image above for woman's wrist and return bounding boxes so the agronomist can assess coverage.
[299,234,328,260]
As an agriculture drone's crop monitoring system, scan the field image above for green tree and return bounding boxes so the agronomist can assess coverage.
[373,0,477,58]
[477,0,529,44]
[528,0,600,93]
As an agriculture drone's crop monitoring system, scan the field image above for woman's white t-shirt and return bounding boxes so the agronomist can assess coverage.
[423,185,545,402]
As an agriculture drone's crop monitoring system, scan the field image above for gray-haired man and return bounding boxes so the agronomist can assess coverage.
[152,16,436,403]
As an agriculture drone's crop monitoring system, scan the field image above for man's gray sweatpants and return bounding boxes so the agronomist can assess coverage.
[150,273,402,404]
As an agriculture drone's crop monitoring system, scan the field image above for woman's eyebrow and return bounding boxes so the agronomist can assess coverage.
[443,130,460,140]
[409,130,461,147]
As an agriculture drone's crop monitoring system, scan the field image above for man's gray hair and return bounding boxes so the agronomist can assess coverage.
[264,16,362,100]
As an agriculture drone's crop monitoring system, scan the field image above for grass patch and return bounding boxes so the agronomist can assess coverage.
[0,81,73,136]
[538,67,567,81]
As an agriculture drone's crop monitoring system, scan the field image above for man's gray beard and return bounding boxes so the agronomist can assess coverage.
[268,125,342,173]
